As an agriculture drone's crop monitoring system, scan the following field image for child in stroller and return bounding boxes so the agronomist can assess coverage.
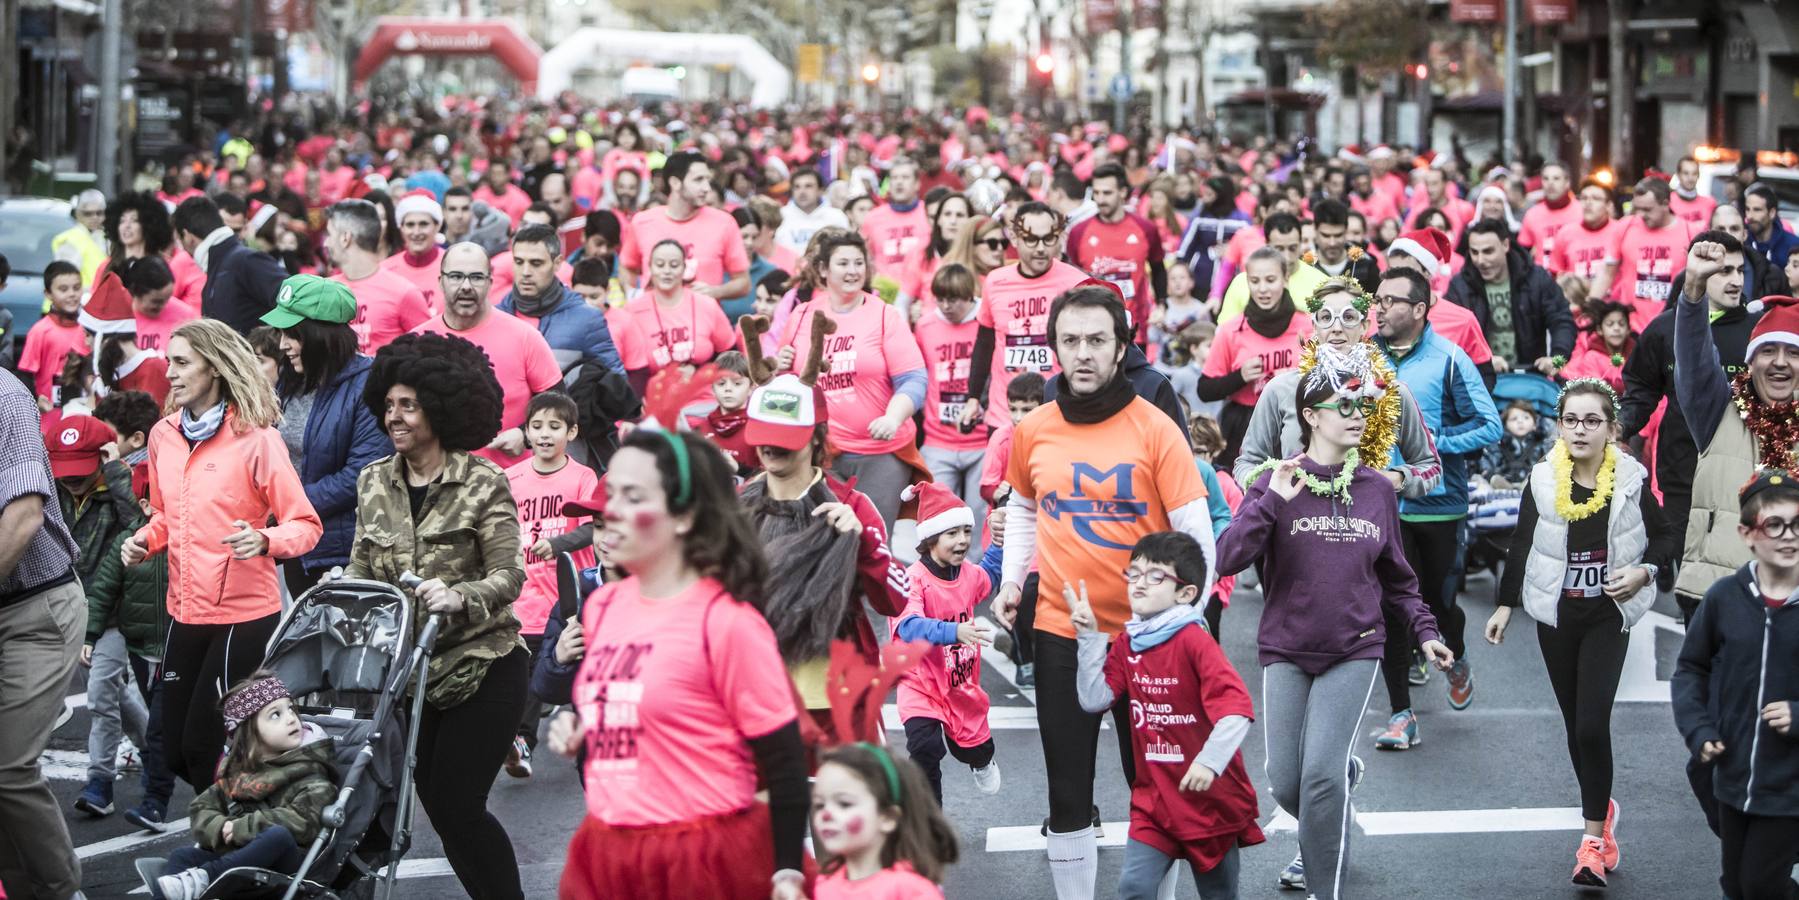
[1467,375,1561,578]
[154,673,336,900]
[1479,400,1555,490]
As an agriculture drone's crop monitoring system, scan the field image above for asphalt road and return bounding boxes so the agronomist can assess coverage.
[58,571,1731,898]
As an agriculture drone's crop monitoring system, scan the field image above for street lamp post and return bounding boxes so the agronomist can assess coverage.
[97,0,122,194]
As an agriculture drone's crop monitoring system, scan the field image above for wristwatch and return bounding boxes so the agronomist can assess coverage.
[1639,563,1660,584]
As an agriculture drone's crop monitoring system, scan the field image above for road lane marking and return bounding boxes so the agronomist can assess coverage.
[883,705,1040,731]
[1619,610,1680,703]
[77,819,191,860]
[1263,806,1585,835]
[985,823,1134,852]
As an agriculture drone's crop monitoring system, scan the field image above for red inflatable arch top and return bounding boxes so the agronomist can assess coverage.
[354,18,543,92]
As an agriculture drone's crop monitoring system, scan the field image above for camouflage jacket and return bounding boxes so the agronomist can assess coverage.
[348,451,525,708]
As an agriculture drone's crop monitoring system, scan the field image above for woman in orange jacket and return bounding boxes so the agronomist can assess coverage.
[123,318,321,788]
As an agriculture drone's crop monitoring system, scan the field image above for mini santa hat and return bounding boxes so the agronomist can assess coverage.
[78,272,136,336]
[901,481,973,544]
[247,200,278,236]
[394,189,443,224]
[1387,227,1453,277]
[1747,295,1799,359]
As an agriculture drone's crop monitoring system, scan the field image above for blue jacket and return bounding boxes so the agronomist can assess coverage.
[1748,223,1799,270]
[290,356,392,571]
[1375,325,1501,520]
[496,281,623,377]
[895,545,1005,645]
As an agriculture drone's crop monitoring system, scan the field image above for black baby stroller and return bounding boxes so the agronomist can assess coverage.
[1465,372,1561,576]
[136,574,444,900]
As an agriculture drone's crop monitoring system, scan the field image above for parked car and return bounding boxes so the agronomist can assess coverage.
[1696,155,1799,230]
[0,196,74,360]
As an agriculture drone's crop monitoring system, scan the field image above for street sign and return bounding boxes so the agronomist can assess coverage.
[796,44,824,84]
[1110,73,1132,99]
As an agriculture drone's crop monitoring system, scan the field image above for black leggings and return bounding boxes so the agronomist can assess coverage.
[416,647,529,900]
[161,614,280,788]
[1535,606,1627,822]
[516,633,547,750]
[1012,574,1040,666]
[1381,519,1467,713]
[1217,401,1254,473]
[903,718,996,803]
[1036,630,1134,833]
[1717,805,1799,900]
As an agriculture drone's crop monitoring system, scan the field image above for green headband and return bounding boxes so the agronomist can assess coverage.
[856,741,903,803]
[654,428,693,507]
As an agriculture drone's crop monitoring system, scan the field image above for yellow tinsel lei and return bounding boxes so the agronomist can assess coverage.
[1550,441,1616,523]
[1298,339,1401,468]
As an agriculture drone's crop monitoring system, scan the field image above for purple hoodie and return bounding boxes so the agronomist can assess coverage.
[1217,458,1440,675]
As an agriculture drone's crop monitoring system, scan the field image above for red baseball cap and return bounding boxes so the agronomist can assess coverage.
[44,415,117,479]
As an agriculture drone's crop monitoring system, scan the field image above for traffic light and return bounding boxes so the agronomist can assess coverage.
[1409,63,1429,80]
[1034,53,1054,77]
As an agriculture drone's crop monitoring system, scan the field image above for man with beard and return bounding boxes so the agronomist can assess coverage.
[991,285,1216,900]
[1621,231,1759,602]
[412,242,562,467]
[738,368,907,746]
[618,152,750,300]
[1068,164,1166,344]
[962,203,1093,430]
[1517,161,1582,269]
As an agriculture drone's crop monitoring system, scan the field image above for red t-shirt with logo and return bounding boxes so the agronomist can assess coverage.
[504,458,599,635]
[1102,623,1262,857]
[1199,313,1312,408]
[623,290,735,371]
[1068,212,1164,341]
[1547,219,1617,282]
[335,269,432,355]
[619,206,750,291]
[859,202,929,281]
[976,260,1091,429]
[1610,216,1696,332]
[913,308,987,452]
[134,298,199,354]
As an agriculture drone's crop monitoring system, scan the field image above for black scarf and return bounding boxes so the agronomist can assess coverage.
[510,279,565,318]
[1054,361,1136,425]
[1244,290,1297,339]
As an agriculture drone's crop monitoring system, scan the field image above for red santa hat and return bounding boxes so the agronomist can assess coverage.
[78,271,137,336]
[1386,227,1453,278]
[394,189,442,224]
[1747,295,1799,359]
[900,481,973,543]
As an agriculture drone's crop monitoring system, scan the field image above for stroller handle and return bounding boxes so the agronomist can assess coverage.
[398,571,447,655]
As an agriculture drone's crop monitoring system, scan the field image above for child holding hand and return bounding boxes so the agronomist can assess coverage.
[893,482,1005,802]
[1072,532,1263,899]
[154,673,335,900]
[813,743,961,899]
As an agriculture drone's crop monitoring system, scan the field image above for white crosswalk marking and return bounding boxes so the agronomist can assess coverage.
[126,857,458,893]
[1618,610,1681,703]
[76,819,191,860]
[1262,806,1585,836]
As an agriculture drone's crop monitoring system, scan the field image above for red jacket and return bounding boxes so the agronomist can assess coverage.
[135,411,322,624]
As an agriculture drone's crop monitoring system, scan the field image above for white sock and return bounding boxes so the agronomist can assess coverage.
[1155,862,1180,900]
[1046,826,1098,900]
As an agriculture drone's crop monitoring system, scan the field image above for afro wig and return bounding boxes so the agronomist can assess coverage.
[364,332,505,452]
[105,190,177,259]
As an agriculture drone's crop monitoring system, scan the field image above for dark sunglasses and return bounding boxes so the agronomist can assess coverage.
[980,238,1009,252]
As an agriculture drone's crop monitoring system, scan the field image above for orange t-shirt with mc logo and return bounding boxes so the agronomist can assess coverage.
[1006,396,1208,638]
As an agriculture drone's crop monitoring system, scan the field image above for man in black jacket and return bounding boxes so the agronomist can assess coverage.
[1621,229,1760,601]
[171,196,287,335]
[1446,218,1576,374]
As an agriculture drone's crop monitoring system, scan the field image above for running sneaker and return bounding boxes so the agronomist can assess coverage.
[1601,799,1620,871]
[1408,649,1430,686]
[971,762,1002,795]
[504,736,533,778]
[1015,662,1035,689]
[116,741,142,773]
[1446,658,1474,710]
[1374,709,1420,751]
[73,777,114,817]
[1277,852,1306,890]
[1572,836,1608,887]
[124,798,168,832]
[157,867,213,900]
[1349,755,1365,794]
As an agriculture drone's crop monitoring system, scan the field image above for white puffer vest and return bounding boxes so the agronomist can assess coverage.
[1520,451,1656,630]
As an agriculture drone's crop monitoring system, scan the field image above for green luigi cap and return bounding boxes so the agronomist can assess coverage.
[262,274,357,329]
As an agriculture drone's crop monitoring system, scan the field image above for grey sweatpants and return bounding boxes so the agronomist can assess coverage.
[86,627,149,784]
[833,450,911,530]
[921,445,988,540]
[1118,840,1240,899]
[1262,659,1379,900]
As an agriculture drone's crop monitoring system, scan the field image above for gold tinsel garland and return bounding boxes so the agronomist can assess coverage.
[1298,338,1402,468]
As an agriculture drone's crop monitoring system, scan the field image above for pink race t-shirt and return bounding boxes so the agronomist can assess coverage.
[574,577,797,827]
[134,298,199,353]
[1425,297,1494,366]
[1547,219,1616,281]
[893,560,993,748]
[900,249,942,306]
[814,863,944,900]
[1199,313,1312,408]
[975,261,1091,429]
[1517,198,1582,269]
[623,290,736,370]
[1670,192,1718,228]
[379,247,446,315]
[605,307,654,371]
[619,206,750,290]
[18,315,89,402]
[168,248,207,307]
[412,311,563,467]
[782,296,926,456]
[859,203,929,280]
[913,308,987,452]
[336,269,432,355]
[473,183,532,227]
[1610,217,1695,331]
[504,458,599,635]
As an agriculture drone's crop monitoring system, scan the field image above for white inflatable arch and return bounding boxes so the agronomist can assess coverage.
[537,29,792,108]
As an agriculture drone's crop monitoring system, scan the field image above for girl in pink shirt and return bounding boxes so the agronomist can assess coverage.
[1196,249,1313,468]
[891,481,1003,803]
[813,744,961,900]
[624,241,736,374]
[548,427,810,900]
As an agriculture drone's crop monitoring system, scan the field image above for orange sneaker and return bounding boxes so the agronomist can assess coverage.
[1601,799,1620,871]
[1572,837,1607,887]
